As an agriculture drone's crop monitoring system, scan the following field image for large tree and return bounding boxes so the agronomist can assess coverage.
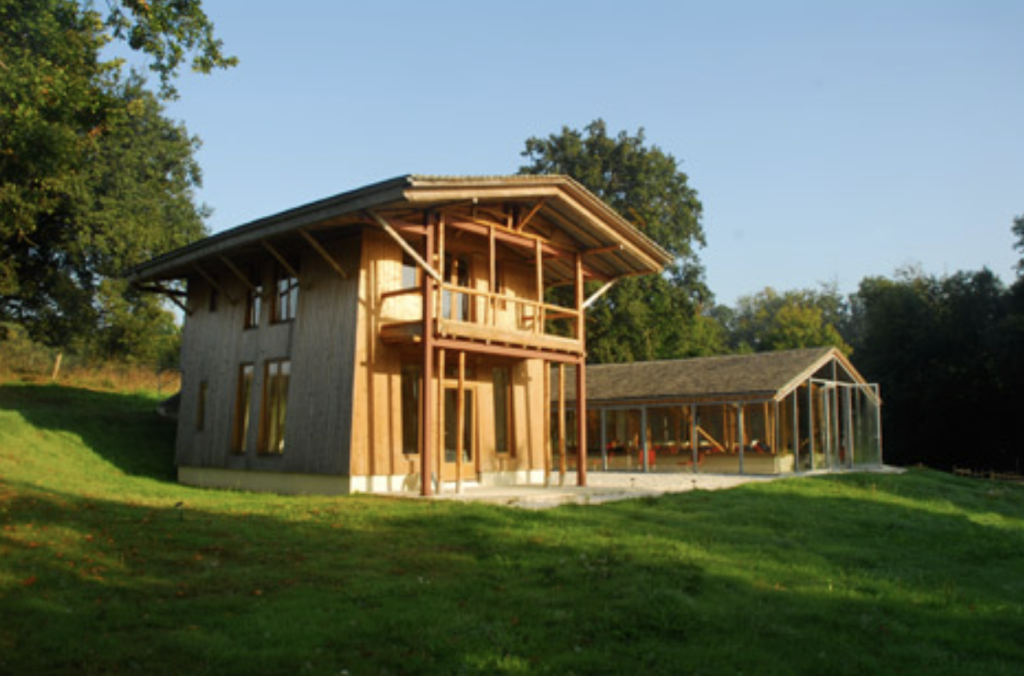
[520,120,722,362]
[724,285,853,354]
[0,0,233,358]
[851,267,1016,470]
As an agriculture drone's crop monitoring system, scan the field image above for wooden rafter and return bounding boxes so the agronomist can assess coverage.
[260,240,300,279]
[218,255,257,292]
[367,211,442,283]
[298,228,348,279]
[191,263,237,304]
[135,283,193,316]
[517,199,546,232]
[582,279,618,310]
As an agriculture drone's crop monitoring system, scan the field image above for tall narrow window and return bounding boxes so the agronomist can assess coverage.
[401,363,422,456]
[196,381,208,431]
[442,254,471,321]
[260,359,290,454]
[245,280,263,329]
[401,252,420,289]
[272,266,299,323]
[493,366,513,455]
[232,364,254,453]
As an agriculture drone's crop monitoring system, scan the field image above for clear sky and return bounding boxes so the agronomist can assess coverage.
[159,0,1024,306]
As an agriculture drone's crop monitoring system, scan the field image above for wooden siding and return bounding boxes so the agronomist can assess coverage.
[176,235,361,475]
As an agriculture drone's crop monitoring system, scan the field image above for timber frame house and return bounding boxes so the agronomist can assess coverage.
[128,175,673,496]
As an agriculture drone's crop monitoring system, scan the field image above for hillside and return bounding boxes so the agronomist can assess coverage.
[1,383,1023,675]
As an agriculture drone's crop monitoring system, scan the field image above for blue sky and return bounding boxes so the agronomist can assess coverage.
[160,0,1023,306]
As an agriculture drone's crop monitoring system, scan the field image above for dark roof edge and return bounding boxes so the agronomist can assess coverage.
[126,175,412,283]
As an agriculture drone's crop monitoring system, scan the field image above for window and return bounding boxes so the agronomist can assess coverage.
[260,359,290,454]
[401,363,422,456]
[442,254,471,321]
[493,367,513,455]
[232,365,254,453]
[196,381,208,431]
[245,281,263,329]
[272,266,299,323]
[401,252,420,289]
[209,285,219,313]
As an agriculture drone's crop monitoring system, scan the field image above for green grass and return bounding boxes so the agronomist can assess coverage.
[2,382,1023,676]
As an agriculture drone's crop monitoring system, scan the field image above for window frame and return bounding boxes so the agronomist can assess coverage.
[271,265,299,324]
[492,366,514,456]
[232,364,254,454]
[196,380,208,432]
[400,363,422,457]
[259,359,291,455]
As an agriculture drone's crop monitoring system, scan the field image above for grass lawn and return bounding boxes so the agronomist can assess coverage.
[1,382,1023,675]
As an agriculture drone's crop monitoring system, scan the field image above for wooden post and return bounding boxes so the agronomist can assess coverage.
[641,406,649,473]
[456,351,465,493]
[436,348,445,495]
[575,252,587,487]
[558,363,566,487]
[690,404,699,474]
[420,223,436,497]
[737,404,745,475]
[793,389,801,473]
[488,226,496,327]
[543,361,551,487]
[534,239,543,336]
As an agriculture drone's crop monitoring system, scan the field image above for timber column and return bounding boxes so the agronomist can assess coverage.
[420,220,436,496]
[575,252,587,487]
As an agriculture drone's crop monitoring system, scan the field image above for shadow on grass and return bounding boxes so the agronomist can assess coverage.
[0,383,177,482]
[3,470,1024,676]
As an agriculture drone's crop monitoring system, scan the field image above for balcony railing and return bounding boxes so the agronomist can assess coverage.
[378,283,582,354]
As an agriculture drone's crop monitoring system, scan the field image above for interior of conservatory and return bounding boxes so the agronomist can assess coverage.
[552,347,882,476]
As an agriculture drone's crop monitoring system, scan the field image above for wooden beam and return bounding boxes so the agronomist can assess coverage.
[432,337,580,364]
[543,362,551,487]
[583,244,623,256]
[582,279,618,311]
[558,363,566,487]
[575,252,587,487]
[367,211,443,283]
[437,347,445,495]
[134,283,187,298]
[191,263,237,304]
[517,199,546,232]
[456,350,466,493]
[218,255,258,293]
[298,228,348,279]
[420,224,436,497]
[260,240,300,279]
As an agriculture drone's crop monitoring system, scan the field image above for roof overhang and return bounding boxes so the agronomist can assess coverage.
[126,174,674,285]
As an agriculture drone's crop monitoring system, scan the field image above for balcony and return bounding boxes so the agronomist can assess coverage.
[378,283,583,356]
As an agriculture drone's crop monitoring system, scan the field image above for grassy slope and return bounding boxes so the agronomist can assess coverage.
[1,383,1023,676]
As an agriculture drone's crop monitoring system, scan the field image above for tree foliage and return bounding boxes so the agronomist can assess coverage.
[520,120,722,362]
[850,267,1019,471]
[724,285,852,354]
[0,0,231,360]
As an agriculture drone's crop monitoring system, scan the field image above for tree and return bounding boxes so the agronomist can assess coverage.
[520,120,722,362]
[851,267,1016,471]
[725,285,852,354]
[0,0,233,358]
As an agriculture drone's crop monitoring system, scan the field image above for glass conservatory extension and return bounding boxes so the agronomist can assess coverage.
[552,347,882,476]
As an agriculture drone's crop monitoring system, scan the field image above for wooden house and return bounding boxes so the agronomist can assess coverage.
[128,175,672,495]
[554,347,883,476]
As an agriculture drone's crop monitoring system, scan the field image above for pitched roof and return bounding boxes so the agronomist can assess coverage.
[126,174,673,284]
[565,347,873,404]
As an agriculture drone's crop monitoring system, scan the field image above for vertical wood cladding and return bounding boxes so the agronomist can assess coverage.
[176,234,361,475]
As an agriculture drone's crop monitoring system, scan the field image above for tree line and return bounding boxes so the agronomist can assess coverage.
[2,2,1020,473]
